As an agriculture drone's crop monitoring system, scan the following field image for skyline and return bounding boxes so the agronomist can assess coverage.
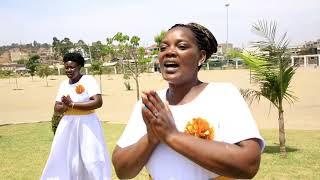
[1,0,320,48]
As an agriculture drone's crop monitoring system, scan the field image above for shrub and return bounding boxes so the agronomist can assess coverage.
[123,73,131,90]
[51,112,63,134]
[124,81,131,90]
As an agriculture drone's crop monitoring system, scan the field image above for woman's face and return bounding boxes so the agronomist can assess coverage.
[159,27,205,85]
[64,61,81,80]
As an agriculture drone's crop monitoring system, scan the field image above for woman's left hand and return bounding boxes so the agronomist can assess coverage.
[142,90,178,143]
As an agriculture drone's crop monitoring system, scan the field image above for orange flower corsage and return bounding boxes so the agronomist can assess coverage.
[184,117,214,140]
[75,84,85,94]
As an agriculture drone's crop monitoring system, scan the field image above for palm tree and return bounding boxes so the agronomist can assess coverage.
[154,30,166,47]
[232,20,297,157]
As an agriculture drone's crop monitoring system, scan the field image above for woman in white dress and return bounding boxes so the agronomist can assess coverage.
[41,52,111,180]
[112,23,264,180]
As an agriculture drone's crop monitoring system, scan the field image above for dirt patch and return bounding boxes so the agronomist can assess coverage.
[1,68,319,130]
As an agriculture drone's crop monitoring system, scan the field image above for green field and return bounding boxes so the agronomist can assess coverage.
[0,122,319,179]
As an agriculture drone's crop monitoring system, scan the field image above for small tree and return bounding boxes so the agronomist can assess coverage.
[125,36,150,100]
[91,60,104,93]
[128,36,141,99]
[37,64,53,86]
[102,37,116,61]
[3,70,14,84]
[106,33,150,100]
[13,71,20,90]
[231,20,297,157]
[26,54,40,80]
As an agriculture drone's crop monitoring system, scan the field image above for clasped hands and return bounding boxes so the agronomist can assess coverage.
[141,90,178,146]
[60,95,73,112]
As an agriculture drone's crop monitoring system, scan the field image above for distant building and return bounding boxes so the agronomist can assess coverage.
[217,43,233,55]
[0,51,11,64]
[289,39,320,67]
[0,63,25,72]
[37,47,53,62]
[304,39,320,49]
[145,44,158,56]
[288,45,305,56]
[9,48,29,62]
[291,54,319,67]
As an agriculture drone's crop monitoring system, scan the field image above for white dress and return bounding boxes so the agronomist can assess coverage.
[117,83,265,180]
[41,75,111,180]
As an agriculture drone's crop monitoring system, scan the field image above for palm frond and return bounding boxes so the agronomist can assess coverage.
[277,32,289,50]
[281,66,298,104]
[240,88,262,105]
[251,20,277,48]
[230,19,297,112]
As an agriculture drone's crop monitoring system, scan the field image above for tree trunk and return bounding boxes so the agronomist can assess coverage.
[15,76,18,89]
[46,76,48,87]
[134,60,140,101]
[249,68,252,84]
[135,75,140,101]
[99,74,102,94]
[278,105,286,157]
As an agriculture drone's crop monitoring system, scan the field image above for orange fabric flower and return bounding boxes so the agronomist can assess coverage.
[75,84,85,94]
[184,117,214,140]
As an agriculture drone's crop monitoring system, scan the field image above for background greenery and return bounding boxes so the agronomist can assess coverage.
[0,122,319,179]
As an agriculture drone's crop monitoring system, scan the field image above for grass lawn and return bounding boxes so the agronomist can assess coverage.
[0,122,319,180]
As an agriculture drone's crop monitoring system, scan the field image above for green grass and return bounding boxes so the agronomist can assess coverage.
[0,122,319,180]
[256,129,320,180]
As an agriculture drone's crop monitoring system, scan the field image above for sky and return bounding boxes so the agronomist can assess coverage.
[1,0,319,48]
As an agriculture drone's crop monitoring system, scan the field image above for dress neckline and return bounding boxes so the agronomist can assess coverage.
[166,83,212,108]
[69,74,84,85]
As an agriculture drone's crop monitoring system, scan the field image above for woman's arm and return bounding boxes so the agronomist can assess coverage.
[112,135,157,179]
[73,94,102,110]
[112,94,160,179]
[61,94,102,110]
[166,133,261,179]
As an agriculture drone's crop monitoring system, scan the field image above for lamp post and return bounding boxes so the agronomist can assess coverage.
[88,43,92,64]
[225,2,230,66]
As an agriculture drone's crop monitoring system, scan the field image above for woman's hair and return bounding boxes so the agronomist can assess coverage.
[169,22,218,61]
[63,52,85,67]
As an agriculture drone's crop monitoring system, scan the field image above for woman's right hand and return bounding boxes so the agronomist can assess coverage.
[141,93,160,146]
[54,101,69,113]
